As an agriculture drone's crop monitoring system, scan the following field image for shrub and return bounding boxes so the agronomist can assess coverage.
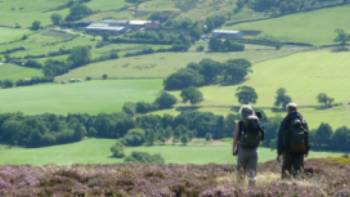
[154,92,177,109]
[122,128,145,146]
[110,141,125,158]
[124,151,165,164]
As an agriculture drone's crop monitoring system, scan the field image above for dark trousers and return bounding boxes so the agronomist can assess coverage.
[282,153,304,179]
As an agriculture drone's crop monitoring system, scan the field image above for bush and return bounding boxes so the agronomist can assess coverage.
[154,92,177,109]
[30,21,41,31]
[24,59,42,68]
[122,128,145,146]
[110,141,125,158]
[124,151,165,164]
[135,102,155,114]
[164,68,204,90]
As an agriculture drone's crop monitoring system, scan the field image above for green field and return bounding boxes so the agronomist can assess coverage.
[0,63,43,80]
[56,46,302,81]
[0,138,340,165]
[152,49,350,128]
[227,5,350,45]
[0,79,162,114]
[0,0,69,27]
[0,27,29,43]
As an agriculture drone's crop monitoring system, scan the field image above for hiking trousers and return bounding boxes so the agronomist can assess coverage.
[237,147,258,186]
[282,153,304,179]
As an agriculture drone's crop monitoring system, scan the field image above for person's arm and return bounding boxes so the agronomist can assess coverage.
[303,121,310,156]
[233,123,240,155]
[277,119,286,156]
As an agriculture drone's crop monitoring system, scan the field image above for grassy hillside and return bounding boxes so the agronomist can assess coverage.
[156,49,350,128]
[226,5,350,45]
[0,27,29,44]
[0,63,43,80]
[0,138,339,165]
[0,79,162,114]
[0,0,69,27]
[56,46,302,81]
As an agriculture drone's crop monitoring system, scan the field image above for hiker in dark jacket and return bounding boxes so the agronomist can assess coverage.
[233,105,264,186]
[277,103,310,179]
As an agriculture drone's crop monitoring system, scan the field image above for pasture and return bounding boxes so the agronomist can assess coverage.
[0,27,29,44]
[158,49,350,129]
[0,138,340,165]
[0,79,162,114]
[0,0,69,27]
[226,5,350,45]
[56,46,302,81]
[0,63,43,80]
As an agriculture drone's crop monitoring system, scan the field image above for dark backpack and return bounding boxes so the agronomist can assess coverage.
[239,116,262,149]
[287,118,307,153]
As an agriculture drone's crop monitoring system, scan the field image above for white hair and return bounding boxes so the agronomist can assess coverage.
[239,105,254,120]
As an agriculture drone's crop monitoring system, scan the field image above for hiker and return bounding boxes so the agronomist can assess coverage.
[277,102,310,179]
[233,105,264,186]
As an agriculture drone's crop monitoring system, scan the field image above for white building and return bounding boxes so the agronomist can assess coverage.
[212,29,243,39]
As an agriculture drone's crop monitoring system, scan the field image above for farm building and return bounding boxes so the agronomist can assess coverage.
[212,29,243,39]
[85,19,160,35]
[85,23,126,35]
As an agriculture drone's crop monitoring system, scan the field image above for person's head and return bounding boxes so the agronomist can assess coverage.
[239,105,254,121]
[287,102,298,113]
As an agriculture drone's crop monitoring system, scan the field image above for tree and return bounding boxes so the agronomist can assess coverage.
[317,93,334,108]
[180,134,189,145]
[196,59,223,84]
[65,4,92,21]
[235,86,258,104]
[164,68,204,90]
[224,59,252,84]
[110,141,125,158]
[180,87,203,105]
[274,88,292,110]
[102,74,108,80]
[334,29,350,49]
[51,14,63,26]
[122,128,145,146]
[314,123,333,149]
[332,127,350,151]
[30,21,41,31]
[68,46,91,67]
[154,92,177,109]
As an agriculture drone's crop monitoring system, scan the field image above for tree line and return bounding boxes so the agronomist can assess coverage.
[1,110,349,152]
[164,58,252,90]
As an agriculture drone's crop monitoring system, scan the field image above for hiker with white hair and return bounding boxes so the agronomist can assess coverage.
[233,105,264,186]
[277,102,310,179]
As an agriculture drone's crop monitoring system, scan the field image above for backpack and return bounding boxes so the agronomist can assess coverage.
[287,118,307,153]
[239,116,262,149]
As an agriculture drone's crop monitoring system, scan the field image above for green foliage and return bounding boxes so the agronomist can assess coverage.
[30,21,41,31]
[164,58,252,90]
[274,88,292,110]
[124,151,165,164]
[110,141,125,158]
[209,38,245,52]
[312,123,333,150]
[223,59,252,84]
[235,85,258,104]
[317,93,334,109]
[122,128,145,146]
[154,92,177,109]
[334,29,350,49]
[164,68,205,90]
[180,87,203,105]
[68,46,91,68]
[51,14,63,26]
[66,4,93,21]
